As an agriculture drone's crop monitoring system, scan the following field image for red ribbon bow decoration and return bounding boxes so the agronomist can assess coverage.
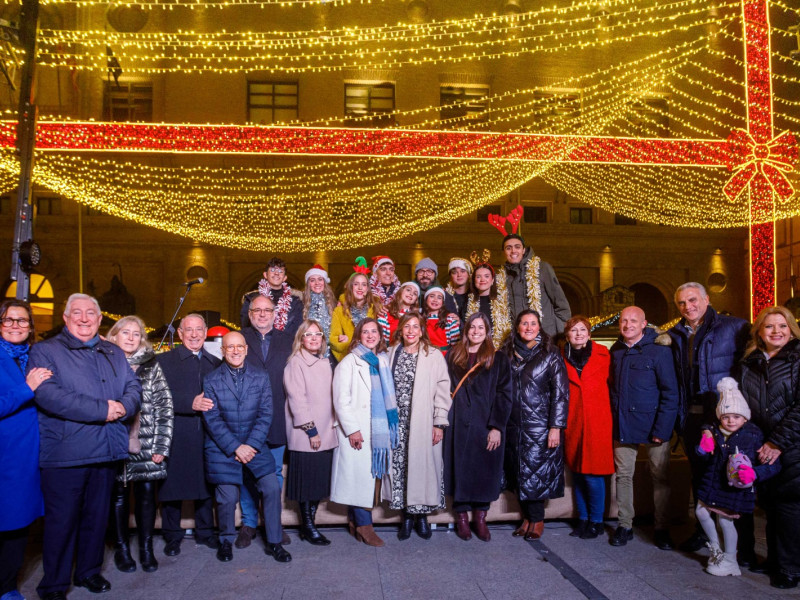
[723,129,798,201]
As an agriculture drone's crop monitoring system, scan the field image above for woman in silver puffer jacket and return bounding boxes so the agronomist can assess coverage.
[107,316,173,574]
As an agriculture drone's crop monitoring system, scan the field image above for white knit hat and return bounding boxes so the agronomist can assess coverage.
[716,377,751,420]
[448,257,472,274]
[424,285,446,299]
[399,281,420,295]
[304,264,330,284]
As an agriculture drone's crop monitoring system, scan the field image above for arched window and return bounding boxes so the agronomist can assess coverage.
[5,274,55,337]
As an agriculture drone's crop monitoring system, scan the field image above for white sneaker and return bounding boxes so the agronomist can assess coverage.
[706,555,742,577]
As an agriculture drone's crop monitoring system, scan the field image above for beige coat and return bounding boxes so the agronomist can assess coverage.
[330,351,391,508]
[283,349,338,453]
[382,344,452,508]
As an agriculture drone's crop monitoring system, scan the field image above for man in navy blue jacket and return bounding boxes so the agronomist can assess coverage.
[30,293,141,599]
[609,306,679,551]
[666,282,750,555]
[202,332,290,564]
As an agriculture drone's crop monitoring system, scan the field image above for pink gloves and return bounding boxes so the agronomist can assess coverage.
[737,464,756,486]
[699,434,715,454]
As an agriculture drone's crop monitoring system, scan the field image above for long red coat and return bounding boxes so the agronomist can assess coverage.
[562,343,615,475]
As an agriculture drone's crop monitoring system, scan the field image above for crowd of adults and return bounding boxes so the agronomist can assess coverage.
[1,229,799,600]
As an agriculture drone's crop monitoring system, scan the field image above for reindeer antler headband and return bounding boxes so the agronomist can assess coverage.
[469,249,495,275]
[487,204,523,237]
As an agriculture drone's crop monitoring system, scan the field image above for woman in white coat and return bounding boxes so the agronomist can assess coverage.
[385,312,452,540]
[331,318,398,547]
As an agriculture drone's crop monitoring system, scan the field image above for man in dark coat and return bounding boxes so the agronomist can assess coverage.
[500,234,571,336]
[238,293,293,547]
[609,306,679,550]
[30,293,141,599]
[156,313,221,557]
[240,257,303,338]
[666,282,750,554]
[202,332,291,563]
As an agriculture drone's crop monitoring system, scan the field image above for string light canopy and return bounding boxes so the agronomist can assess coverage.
[0,0,795,316]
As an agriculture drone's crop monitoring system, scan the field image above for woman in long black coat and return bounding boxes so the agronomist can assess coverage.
[503,309,568,541]
[444,312,512,542]
[739,306,800,589]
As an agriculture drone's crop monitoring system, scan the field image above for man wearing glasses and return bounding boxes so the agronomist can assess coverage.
[240,257,304,339]
[237,294,293,548]
[201,331,291,564]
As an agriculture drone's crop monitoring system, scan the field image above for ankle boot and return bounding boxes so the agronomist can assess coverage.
[112,482,136,573]
[299,502,330,546]
[415,514,432,540]
[524,520,544,541]
[455,512,472,541]
[355,524,385,547]
[513,519,530,537]
[135,482,159,572]
[398,512,414,541]
[473,510,491,542]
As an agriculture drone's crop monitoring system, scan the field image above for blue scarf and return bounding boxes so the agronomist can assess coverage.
[351,344,398,478]
[0,338,29,372]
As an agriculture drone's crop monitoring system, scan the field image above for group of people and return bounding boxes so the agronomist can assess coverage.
[1,230,799,600]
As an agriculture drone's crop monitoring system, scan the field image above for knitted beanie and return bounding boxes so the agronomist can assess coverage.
[305,264,330,283]
[414,257,438,277]
[716,377,751,420]
[448,257,472,274]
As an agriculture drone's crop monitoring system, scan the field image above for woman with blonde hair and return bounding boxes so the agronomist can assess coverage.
[384,312,451,540]
[739,305,800,588]
[107,316,173,574]
[330,257,382,361]
[284,319,337,546]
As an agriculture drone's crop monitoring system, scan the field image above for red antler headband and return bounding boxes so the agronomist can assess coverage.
[487,205,523,236]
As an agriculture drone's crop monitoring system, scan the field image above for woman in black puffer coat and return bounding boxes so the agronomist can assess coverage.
[108,316,174,575]
[503,309,569,540]
[739,306,800,589]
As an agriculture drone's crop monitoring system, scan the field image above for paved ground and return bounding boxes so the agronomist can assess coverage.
[16,518,800,600]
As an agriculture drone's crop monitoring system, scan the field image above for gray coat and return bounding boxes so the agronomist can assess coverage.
[503,247,571,335]
[118,349,174,482]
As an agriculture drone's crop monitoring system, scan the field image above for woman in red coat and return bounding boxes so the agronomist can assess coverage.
[562,315,614,539]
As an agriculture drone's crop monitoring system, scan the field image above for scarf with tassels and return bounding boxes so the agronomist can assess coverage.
[351,344,398,479]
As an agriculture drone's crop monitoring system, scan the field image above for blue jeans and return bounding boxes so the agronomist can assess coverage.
[348,507,372,527]
[240,445,285,528]
[573,472,606,524]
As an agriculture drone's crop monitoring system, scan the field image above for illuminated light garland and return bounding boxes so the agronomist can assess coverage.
[43,0,383,6]
[36,3,739,74]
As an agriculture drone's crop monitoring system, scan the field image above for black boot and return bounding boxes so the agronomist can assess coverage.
[415,514,432,540]
[135,481,159,573]
[112,481,136,573]
[397,511,414,540]
[299,501,330,546]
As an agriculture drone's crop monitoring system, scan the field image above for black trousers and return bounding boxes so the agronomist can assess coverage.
[520,499,545,522]
[37,463,116,597]
[160,498,215,543]
[763,494,800,577]
[0,526,28,595]
[453,502,490,513]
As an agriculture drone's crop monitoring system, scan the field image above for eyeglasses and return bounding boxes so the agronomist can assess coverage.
[1,317,30,327]
[303,331,324,338]
[223,344,246,351]
[417,269,435,276]
[268,268,285,275]
[249,308,275,314]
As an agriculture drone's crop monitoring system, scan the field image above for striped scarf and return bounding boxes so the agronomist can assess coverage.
[351,344,398,478]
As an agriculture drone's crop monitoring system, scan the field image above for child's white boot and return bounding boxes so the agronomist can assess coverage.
[706,551,741,577]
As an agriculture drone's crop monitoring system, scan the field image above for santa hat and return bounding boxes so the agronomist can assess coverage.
[448,257,472,274]
[371,256,394,272]
[716,377,751,420]
[305,264,330,284]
